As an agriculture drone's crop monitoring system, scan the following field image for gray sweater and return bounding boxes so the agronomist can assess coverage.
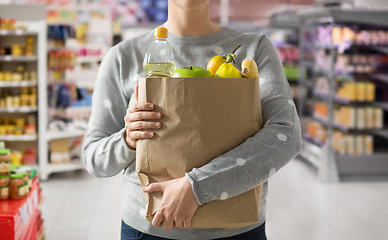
[82,27,302,239]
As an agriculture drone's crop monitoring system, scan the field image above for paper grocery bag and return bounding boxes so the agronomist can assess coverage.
[136,77,263,229]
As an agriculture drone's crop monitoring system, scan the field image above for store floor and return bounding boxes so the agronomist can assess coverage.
[40,158,388,240]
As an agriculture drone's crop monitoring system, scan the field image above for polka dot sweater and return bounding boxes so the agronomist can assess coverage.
[82,27,302,239]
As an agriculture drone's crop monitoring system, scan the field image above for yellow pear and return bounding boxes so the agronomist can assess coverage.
[241,60,259,78]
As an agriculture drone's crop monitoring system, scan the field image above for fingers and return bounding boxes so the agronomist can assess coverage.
[174,220,185,229]
[126,108,162,123]
[183,218,192,229]
[128,131,154,141]
[135,84,138,102]
[126,121,161,131]
[142,182,164,193]
[163,217,174,231]
[152,210,164,228]
[128,102,155,113]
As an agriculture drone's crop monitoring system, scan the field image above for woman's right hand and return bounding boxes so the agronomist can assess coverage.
[124,84,162,150]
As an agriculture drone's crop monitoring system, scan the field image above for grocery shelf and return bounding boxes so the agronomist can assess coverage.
[0,81,38,87]
[45,160,84,176]
[0,134,37,141]
[312,113,388,138]
[0,106,38,112]
[337,153,388,180]
[296,7,388,182]
[299,138,322,168]
[0,29,38,36]
[0,55,38,62]
[46,130,86,142]
[76,56,103,63]
[303,133,325,147]
[372,74,388,84]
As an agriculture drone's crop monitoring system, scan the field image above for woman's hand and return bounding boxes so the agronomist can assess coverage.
[142,177,199,231]
[124,84,162,149]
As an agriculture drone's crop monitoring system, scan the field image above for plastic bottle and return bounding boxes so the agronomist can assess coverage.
[143,27,176,78]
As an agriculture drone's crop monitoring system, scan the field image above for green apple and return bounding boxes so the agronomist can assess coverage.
[172,66,213,78]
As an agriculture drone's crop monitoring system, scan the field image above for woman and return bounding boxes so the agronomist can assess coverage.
[82,0,302,239]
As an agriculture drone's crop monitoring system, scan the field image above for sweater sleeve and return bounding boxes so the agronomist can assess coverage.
[185,35,302,205]
[81,46,136,178]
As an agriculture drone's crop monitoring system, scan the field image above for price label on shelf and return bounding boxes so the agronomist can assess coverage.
[33,190,38,207]
[19,204,29,225]
[15,30,23,35]
[4,56,12,61]
[27,197,34,215]
[0,30,8,35]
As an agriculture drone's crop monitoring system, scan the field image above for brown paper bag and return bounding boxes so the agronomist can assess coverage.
[136,77,263,229]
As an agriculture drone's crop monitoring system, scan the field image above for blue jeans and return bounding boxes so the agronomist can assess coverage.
[121,221,267,240]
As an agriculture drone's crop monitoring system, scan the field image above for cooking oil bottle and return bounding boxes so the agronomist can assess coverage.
[143,27,176,78]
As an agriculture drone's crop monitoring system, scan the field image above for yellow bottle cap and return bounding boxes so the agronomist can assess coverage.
[154,27,168,39]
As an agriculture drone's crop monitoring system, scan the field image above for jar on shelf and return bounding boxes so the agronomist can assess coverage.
[15,118,25,127]
[4,72,12,81]
[8,19,16,31]
[29,95,37,107]
[29,71,37,82]
[24,125,36,135]
[20,95,29,106]
[11,72,22,81]
[12,96,20,107]
[16,165,32,190]
[0,175,9,200]
[9,173,25,200]
[11,44,24,56]
[0,148,11,176]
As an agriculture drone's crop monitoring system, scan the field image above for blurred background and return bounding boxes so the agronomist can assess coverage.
[0,0,387,239]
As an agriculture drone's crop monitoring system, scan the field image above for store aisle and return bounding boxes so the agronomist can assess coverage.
[40,158,388,240]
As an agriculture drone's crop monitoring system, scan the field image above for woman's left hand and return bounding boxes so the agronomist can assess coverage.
[142,177,199,231]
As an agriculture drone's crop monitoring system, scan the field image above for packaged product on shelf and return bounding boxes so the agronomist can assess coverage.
[356,107,366,129]
[365,82,375,102]
[10,151,23,166]
[23,147,36,165]
[364,135,373,155]
[366,107,374,129]
[345,135,355,155]
[9,173,25,200]
[29,71,37,82]
[355,135,364,155]
[374,108,383,129]
[0,148,11,175]
[11,44,24,56]
[4,71,11,81]
[0,175,9,200]
[333,131,346,155]
[356,82,366,102]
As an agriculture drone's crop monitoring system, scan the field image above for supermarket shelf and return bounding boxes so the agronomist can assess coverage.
[0,55,38,62]
[0,106,38,112]
[312,114,388,138]
[46,130,86,141]
[299,138,323,168]
[368,46,388,55]
[303,133,325,147]
[0,134,37,141]
[0,81,38,87]
[372,74,388,84]
[0,29,38,36]
[337,153,388,177]
[76,56,103,63]
[299,149,321,168]
[297,8,388,26]
[46,160,84,175]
